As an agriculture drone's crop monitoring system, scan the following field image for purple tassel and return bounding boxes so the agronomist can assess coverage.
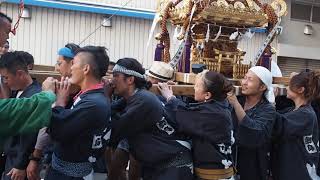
[154,43,164,61]
[184,40,191,73]
[178,57,184,72]
[260,53,272,71]
[178,40,192,73]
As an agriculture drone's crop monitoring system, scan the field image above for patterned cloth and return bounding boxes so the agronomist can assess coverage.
[156,151,193,170]
[51,153,92,178]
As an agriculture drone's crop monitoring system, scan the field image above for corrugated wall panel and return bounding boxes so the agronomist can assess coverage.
[278,57,320,77]
[62,0,157,11]
[238,34,278,64]
[63,0,273,11]
[1,3,158,66]
[63,0,271,11]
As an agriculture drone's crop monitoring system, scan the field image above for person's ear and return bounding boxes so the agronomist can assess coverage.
[15,70,25,78]
[205,91,212,101]
[259,84,267,92]
[126,76,135,85]
[83,64,90,75]
[296,87,305,94]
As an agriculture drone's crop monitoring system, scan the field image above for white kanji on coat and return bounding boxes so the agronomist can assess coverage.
[156,117,175,135]
[92,135,103,149]
[303,135,317,154]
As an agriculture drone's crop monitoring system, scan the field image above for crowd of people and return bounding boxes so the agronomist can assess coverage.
[1,11,320,180]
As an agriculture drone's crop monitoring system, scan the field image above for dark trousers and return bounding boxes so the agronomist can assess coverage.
[45,167,85,180]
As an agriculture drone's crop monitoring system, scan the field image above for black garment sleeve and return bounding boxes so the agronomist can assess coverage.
[163,97,187,129]
[111,98,126,121]
[49,100,105,142]
[13,85,41,169]
[13,133,38,169]
[165,97,187,110]
[274,109,314,139]
[176,111,231,143]
[110,96,161,147]
[236,104,276,148]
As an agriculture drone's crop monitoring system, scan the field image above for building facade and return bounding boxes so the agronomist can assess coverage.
[1,0,299,73]
[276,0,320,76]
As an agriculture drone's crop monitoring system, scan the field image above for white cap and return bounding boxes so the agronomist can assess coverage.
[249,66,275,103]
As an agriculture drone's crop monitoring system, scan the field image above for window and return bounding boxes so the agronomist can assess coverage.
[291,0,320,23]
[291,3,312,21]
[278,57,320,77]
[313,6,320,23]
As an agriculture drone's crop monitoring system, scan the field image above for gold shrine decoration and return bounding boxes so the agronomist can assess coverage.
[170,3,268,27]
[155,0,287,79]
[192,49,250,79]
[271,0,288,17]
[157,0,287,28]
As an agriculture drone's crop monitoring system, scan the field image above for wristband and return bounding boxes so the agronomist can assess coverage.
[29,154,41,162]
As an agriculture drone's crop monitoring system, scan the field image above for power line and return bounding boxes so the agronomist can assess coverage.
[78,0,134,45]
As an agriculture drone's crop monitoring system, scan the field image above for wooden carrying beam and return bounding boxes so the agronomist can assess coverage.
[30,70,61,83]
[150,85,195,96]
[30,70,287,96]
[150,84,287,96]
[33,65,56,71]
[31,66,290,85]
[174,72,290,85]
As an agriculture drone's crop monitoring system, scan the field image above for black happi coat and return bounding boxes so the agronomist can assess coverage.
[165,98,234,170]
[110,89,190,167]
[233,96,276,180]
[311,100,320,176]
[272,104,319,180]
[3,80,41,171]
[49,88,111,164]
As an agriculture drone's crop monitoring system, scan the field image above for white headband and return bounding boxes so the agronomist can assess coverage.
[112,64,146,79]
